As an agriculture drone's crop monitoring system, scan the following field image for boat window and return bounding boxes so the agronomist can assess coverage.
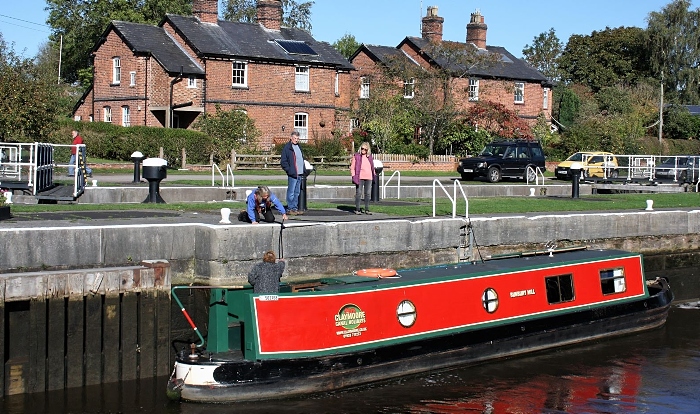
[600,267,626,294]
[545,274,575,304]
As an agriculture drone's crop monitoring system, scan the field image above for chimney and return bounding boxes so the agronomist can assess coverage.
[466,10,488,49]
[192,0,218,24]
[421,6,444,43]
[257,0,283,31]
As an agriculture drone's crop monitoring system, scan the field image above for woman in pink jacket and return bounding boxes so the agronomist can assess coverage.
[350,142,376,215]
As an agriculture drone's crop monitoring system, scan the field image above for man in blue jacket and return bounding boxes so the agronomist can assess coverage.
[280,131,305,215]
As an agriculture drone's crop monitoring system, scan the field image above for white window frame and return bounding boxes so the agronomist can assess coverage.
[360,77,370,99]
[469,78,480,102]
[295,66,310,92]
[294,112,308,142]
[103,106,112,123]
[403,78,415,99]
[514,82,525,104]
[187,76,197,88]
[232,61,247,87]
[112,57,121,84]
[334,72,339,96]
[350,118,360,131]
[121,106,130,127]
[543,87,549,109]
[129,71,136,87]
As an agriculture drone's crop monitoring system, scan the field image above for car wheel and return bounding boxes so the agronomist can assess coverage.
[524,166,537,182]
[460,173,473,181]
[487,166,501,183]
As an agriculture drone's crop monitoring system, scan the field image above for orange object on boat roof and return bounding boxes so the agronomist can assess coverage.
[354,268,398,278]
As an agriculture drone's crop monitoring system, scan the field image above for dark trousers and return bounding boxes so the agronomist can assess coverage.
[355,179,372,212]
[239,209,275,223]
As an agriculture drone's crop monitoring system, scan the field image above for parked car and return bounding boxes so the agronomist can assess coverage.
[555,151,619,180]
[457,140,546,183]
[654,156,700,182]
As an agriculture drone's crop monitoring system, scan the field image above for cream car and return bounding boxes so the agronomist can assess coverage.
[555,152,619,180]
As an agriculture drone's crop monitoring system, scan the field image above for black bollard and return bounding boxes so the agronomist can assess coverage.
[131,151,145,183]
[371,161,384,202]
[298,173,307,211]
[571,166,581,199]
[142,158,168,203]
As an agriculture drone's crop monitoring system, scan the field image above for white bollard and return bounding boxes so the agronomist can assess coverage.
[92,179,98,187]
[645,200,654,211]
[529,188,536,197]
[3,191,12,204]
[220,207,232,224]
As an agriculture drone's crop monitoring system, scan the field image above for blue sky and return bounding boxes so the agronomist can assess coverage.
[1,0,698,59]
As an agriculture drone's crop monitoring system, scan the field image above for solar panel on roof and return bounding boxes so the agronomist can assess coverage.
[274,39,318,56]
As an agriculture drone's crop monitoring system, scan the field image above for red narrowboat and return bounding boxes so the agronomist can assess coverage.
[167,247,672,403]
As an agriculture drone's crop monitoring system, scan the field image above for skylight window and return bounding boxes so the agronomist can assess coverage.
[274,39,318,56]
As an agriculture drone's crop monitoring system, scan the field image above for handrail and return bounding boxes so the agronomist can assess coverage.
[432,179,468,219]
[382,170,401,199]
[526,166,545,186]
[211,164,234,188]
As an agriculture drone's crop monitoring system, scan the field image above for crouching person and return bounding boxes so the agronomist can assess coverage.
[239,185,288,224]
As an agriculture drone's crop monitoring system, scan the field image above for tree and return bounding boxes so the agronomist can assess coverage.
[222,0,314,32]
[46,0,192,85]
[194,105,261,162]
[463,101,533,140]
[559,26,650,92]
[332,33,360,60]
[0,34,67,141]
[522,28,563,81]
[647,0,700,104]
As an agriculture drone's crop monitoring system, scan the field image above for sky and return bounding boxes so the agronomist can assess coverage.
[1,0,699,59]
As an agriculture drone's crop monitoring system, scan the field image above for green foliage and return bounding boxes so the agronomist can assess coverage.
[222,0,314,32]
[436,122,491,157]
[647,0,700,104]
[46,0,192,84]
[662,105,700,139]
[0,35,67,141]
[193,105,260,162]
[559,27,650,92]
[297,133,348,158]
[557,86,581,128]
[332,33,360,59]
[522,28,563,81]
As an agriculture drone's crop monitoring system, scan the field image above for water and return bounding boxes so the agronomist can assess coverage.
[3,303,699,414]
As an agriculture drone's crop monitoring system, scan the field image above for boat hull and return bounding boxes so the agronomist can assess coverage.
[172,279,672,403]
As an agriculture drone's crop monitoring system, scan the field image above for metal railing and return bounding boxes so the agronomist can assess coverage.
[432,179,469,219]
[211,163,234,188]
[526,166,546,186]
[381,170,401,199]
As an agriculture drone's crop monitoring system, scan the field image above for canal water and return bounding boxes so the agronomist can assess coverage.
[2,303,698,414]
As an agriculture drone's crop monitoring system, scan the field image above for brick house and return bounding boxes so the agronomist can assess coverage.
[349,6,553,132]
[73,0,354,148]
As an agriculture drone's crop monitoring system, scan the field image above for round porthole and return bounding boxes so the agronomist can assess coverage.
[397,300,417,328]
[482,288,499,313]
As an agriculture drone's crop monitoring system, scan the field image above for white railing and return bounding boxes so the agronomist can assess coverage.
[381,170,401,199]
[432,179,469,219]
[526,166,546,186]
[52,143,86,197]
[211,164,234,188]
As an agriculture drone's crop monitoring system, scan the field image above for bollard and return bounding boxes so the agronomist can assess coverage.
[371,160,384,202]
[298,161,314,211]
[529,188,536,197]
[92,179,98,187]
[3,191,12,204]
[220,208,232,223]
[570,162,581,199]
[142,158,168,203]
[646,200,654,211]
[131,151,145,183]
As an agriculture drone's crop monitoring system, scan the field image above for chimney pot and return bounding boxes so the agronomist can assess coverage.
[422,6,444,43]
[192,0,218,24]
[257,0,283,31]
[467,11,488,49]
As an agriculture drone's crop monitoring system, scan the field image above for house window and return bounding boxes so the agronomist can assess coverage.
[295,66,310,92]
[129,71,136,87]
[294,112,308,142]
[188,77,197,88]
[543,88,549,109]
[469,78,479,101]
[112,57,121,84]
[514,82,525,104]
[350,118,360,131]
[232,61,247,87]
[121,106,130,127]
[545,274,575,304]
[600,268,626,295]
[335,72,339,96]
[360,77,370,99]
[103,106,112,123]
[404,78,415,99]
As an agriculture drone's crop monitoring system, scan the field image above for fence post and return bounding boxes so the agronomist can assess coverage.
[231,149,236,170]
[159,147,164,159]
[181,148,186,169]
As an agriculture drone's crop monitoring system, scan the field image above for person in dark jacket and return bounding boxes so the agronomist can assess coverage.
[238,186,288,224]
[280,131,305,215]
[247,250,286,294]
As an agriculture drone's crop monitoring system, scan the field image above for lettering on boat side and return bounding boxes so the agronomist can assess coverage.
[258,295,279,301]
[509,289,536,298]
[334,304,367,338]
